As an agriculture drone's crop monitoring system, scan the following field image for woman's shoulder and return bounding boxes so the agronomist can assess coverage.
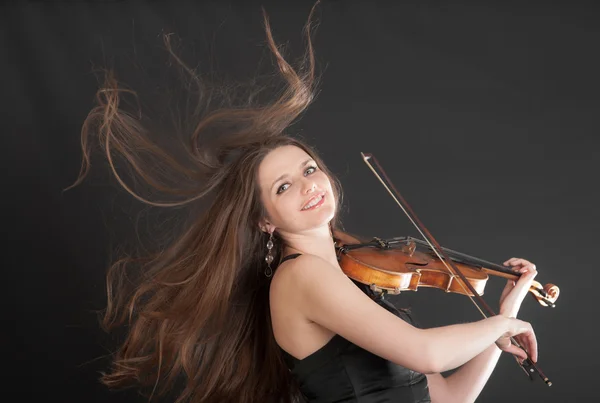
[272,253,336,289]
[270,253,339,314]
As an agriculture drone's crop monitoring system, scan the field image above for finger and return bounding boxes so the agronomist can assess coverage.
[517,265,538,279]
[501,344,528,361]
[517,263,537,274]
[516,329,538,363]
[504,258,532,268]
[513,334,528,357]
[503,257,518,266]
[524,330,538,363]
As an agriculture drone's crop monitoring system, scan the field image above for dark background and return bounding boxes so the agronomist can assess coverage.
[3,1,598,402]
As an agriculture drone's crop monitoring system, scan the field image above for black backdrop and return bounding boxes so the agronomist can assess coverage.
[3,1,599,402]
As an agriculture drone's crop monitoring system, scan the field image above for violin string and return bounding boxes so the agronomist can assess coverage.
[360,153,487,319]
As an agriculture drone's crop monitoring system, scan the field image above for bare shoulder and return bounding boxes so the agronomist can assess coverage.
[269,253,331,313]
[269,254,339,358]
[270,253,348,308]
[271,253,338,291]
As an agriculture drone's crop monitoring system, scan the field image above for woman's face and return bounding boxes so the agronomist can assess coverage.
[258,145,335,235]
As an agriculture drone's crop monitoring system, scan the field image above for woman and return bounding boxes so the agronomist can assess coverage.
[67,3,539,403]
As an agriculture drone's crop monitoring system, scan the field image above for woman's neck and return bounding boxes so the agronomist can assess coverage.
[281,231,339,268]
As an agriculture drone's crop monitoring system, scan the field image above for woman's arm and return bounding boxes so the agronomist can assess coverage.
[284,254,536,375]
[426,345,501,403]
[418,316,508,373]
[425,257,539,403]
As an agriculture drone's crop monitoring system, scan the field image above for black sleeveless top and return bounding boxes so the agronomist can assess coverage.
[277,253,431,403]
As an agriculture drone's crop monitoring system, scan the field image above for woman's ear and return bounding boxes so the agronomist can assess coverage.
[258,219,275,234]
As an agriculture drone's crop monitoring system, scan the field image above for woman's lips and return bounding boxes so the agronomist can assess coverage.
[301,193,325,211]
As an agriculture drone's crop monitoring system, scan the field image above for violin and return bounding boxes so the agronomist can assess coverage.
[333,229,559,308]
[342,152,559,386]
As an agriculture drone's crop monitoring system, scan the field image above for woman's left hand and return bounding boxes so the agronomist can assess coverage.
[499,258,538,319]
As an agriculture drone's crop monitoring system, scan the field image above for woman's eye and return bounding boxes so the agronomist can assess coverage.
[277,183,290,194]
[276,167,317,194]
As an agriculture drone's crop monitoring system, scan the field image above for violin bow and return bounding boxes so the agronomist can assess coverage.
[360,152,551,386]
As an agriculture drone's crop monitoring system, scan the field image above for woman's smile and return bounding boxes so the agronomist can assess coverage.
[301,192,326,211]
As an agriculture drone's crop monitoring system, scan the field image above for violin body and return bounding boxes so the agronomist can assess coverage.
[333,229,559,305]
[336,230,486,296]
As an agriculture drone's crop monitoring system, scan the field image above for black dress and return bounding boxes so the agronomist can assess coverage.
[277,253,431,403]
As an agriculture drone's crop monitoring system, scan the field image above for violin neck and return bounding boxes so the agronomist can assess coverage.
[388,237,515,277]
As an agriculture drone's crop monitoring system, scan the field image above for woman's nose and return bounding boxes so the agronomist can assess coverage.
[303,180,317,193]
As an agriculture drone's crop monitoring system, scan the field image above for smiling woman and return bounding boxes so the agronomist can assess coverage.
[258,146,335,236]
[65,1,542,403]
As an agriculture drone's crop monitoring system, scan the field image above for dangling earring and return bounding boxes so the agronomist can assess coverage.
[264,232,274,278]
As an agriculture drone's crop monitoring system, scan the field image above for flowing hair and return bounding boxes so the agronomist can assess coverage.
[66,2,344,402]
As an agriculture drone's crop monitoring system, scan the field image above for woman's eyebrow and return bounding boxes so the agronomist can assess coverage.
[270,158,314,190]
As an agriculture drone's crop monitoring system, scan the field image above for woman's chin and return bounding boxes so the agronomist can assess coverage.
[302,206,335,228]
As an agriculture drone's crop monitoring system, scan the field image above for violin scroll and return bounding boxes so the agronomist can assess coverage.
[530,282,560,307]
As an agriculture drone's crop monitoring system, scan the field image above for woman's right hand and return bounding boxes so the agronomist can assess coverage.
[496,317,538,363]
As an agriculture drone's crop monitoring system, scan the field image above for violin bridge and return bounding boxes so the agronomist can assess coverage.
[445,274,456,293]
[400,241,416,256]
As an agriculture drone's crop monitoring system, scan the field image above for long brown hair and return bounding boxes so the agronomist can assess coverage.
[66,2,344,402]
